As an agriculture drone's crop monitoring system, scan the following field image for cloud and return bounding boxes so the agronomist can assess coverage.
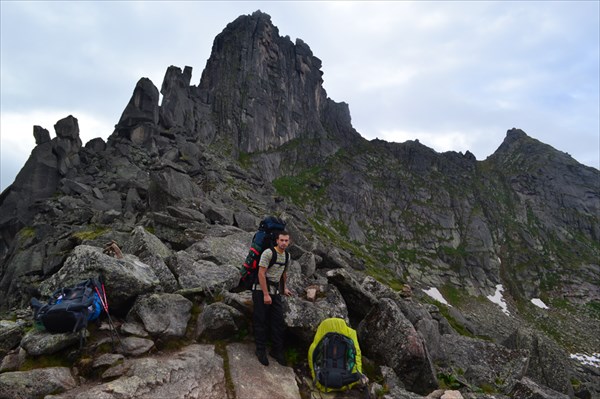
[1,1,598,192]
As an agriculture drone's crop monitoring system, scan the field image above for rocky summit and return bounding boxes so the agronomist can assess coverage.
[0,10,598,399]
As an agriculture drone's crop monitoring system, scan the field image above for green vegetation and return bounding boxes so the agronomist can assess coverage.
[438,284,468,307]
[214,341,236,398]
[71,226,110,242]
[238,151,252,169]
[585,301,600,319]
[18,226,36,240]
[284,346,300,366]
[20,353,71,371]
[437,372,462,390]
[272,165,328,207]
[365,265,404,292]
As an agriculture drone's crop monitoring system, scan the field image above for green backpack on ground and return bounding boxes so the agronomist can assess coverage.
[308,318,367,393]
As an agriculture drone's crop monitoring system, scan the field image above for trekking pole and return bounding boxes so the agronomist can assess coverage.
[95,275,125,353]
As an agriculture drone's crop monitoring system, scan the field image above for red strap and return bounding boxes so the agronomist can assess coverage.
[94,286,109,313]
[250,247,260,255]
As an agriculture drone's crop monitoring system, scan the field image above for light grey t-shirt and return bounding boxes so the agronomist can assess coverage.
[258,248,289,284]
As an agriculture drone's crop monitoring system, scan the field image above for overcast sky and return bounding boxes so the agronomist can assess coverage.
[1,1,599,192]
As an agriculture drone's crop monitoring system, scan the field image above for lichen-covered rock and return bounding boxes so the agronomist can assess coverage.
[195,302,245,340]
[0,367,76,399]
[20,329,87,356]
[438,334,529,394]
[50,344,226,399]
[168,250,238,293]
[127,293,192,338]
[39,245,160,314]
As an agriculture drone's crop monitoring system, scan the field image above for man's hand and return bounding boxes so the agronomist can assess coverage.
[283,288,293,297]
[263,293,272,305]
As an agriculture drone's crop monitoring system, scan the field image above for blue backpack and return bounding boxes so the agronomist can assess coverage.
[31,278,103,334]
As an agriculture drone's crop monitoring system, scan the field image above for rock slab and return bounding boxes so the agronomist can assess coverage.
[227,342,301,399]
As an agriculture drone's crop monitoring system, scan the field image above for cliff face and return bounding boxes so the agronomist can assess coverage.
[0,10,598,396]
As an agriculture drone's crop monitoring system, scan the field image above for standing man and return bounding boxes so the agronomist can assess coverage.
[253,231,293,366]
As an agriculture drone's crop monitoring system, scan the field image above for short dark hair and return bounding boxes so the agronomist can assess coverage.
[276,230,290,239]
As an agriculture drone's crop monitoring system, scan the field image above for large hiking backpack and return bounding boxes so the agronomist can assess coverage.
[31,278,102,334]
[309,318,365,393]
[235,216,287,291]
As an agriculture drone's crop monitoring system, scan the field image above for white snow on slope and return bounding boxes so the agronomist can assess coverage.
[570,353,600,368]
[423,287,451,306]
[531,298,549,309]
[487,284,510,315]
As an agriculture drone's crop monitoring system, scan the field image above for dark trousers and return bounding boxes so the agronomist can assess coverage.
[252,290,284,354]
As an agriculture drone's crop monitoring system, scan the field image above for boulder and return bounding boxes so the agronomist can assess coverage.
[127,293,192,338]
[285,284,349,343]
[0,348,26,372]
[120,321,149,337]
[233,211,260,232]
[502,327,574,396]
[222,290,254,318]
[20,329,86,356]
[148,168,203,211]
[195,302,245,341]
[123,226,173,260]
[298,251,317,277]
[149,211,206,249]
[380,366,425,398]
[0,320,25,356]
[48,344,226,399]
[325,268,378,321]
[120,336,155,356]
[358,298,438,395]
[186,230,251,267]
[0,240,47,309]
[169,251,238,293]
[508,377,570,399]
[0,367,77,399]
[438,334,529,394]
[39,245,160,314]
[200,200,235,225]
[92,353,125,369]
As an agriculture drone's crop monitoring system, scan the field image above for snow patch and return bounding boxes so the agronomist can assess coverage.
[423,287,451,306]
[531,298,549,309]
[570,353,600,368]
[486,284,510,315]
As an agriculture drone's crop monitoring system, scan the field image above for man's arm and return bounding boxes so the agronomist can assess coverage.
[258,266,272,304]
[257,249,273,305]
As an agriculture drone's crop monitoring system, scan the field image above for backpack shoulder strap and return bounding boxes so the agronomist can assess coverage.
[267,247,277,268]
[282,250,290,272]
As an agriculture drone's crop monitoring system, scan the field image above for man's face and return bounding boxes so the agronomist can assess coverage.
[276,234,290,250]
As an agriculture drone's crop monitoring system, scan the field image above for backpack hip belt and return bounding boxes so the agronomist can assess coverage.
[252,279,280,295]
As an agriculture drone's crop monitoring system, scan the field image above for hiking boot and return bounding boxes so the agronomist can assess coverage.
[269,350,286,366]
[255,350,269,366]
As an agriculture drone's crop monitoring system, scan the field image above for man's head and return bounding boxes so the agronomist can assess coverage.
[275,231,290,251]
